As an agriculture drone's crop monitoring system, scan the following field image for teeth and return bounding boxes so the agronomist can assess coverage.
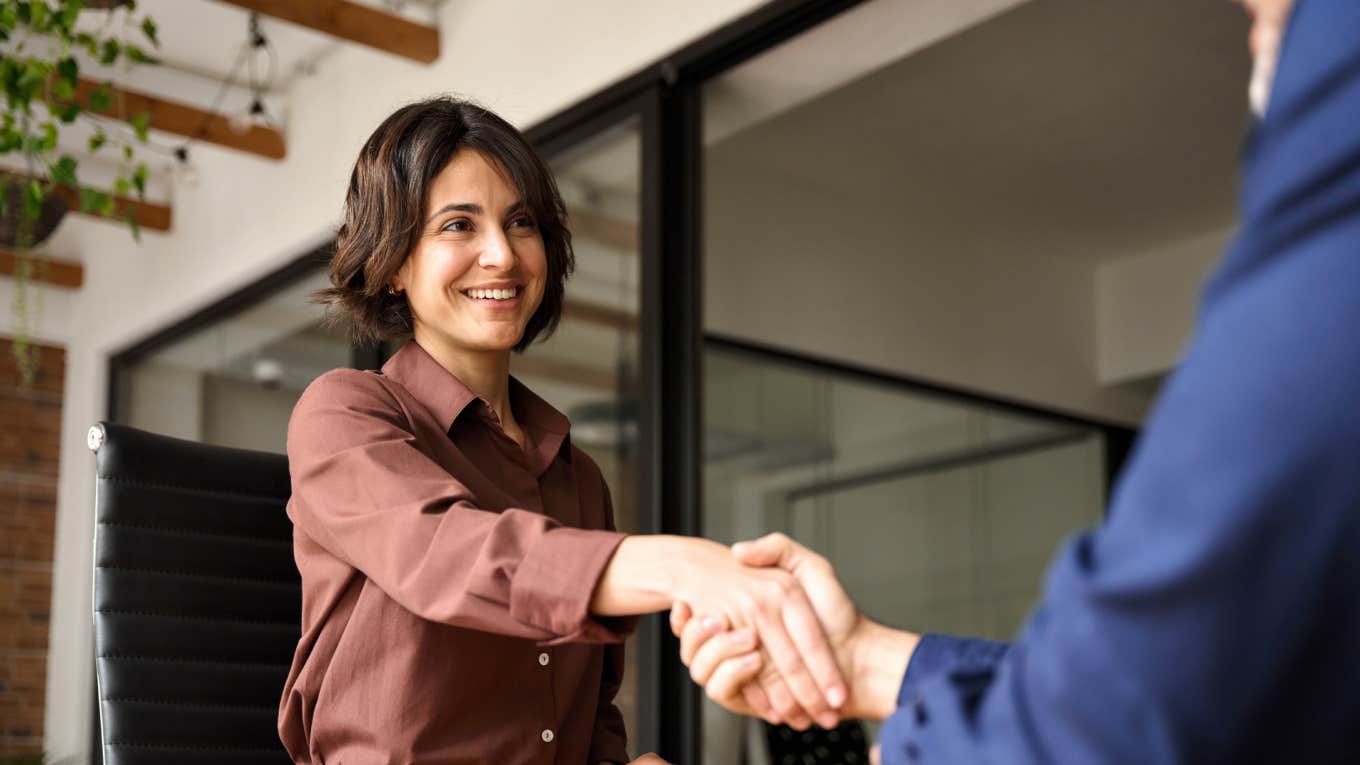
[466,288,516,300]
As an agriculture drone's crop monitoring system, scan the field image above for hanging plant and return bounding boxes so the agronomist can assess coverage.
[1,0,161,386]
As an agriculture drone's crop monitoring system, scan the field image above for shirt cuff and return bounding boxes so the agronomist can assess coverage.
[511,526,635,645]
[897,634,1011,709]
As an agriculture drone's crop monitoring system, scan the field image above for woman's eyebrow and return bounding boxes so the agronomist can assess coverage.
[427,202,481,224]
[426,200,527,225]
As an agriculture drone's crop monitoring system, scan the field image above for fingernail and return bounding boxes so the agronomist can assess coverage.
[734,628,755,645]
[741,652,760,666]
[818,712,839,729]
[702,615,723,632]
[827,686,846,708]
[731,542,750,555]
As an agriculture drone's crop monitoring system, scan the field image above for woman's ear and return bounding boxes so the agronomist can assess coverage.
[390,260,409,295]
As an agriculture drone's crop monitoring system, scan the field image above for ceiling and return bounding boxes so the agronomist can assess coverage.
[126,0,441,91]
[705,0,1253,265]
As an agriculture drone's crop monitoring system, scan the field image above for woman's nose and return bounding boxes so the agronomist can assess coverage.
[479,230,517,269]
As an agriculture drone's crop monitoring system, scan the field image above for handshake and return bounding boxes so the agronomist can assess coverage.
[595,532,921,740]
[666,533,918,731]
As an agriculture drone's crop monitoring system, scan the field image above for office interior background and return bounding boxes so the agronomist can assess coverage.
[0,0,1250,761]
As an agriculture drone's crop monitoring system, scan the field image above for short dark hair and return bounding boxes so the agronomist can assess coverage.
[316,96,574,352]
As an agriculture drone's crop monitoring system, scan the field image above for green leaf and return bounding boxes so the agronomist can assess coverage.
[48,154,77,186]
[56,56,78,88]
[132,162,147,197]
[75,31,98,57]
[123,44,159,65]
[99,38,120,66]
[40,120,57,151]
[88,83,113,112]
[122,143,132,160]
[78,187,115,217]
[24,178,43,219]
[126,213,140,240]
[113,176,131,196]
[87,130,106,153]
[59,3,81,31]
[23,134,44,154]
[78,186,106,213]
[141,16,158,47]
[28,2,50,32]
[54,101,79,122]
[0,126,21,153]
[18,60,50,98]
[129,111,149,142]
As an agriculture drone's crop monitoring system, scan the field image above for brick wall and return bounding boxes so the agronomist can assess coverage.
[0,339,65,760]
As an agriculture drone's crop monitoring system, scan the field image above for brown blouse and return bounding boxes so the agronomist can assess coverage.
[278,340,635,764]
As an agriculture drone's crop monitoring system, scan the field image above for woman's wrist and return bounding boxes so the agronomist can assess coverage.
[591,535,718,616]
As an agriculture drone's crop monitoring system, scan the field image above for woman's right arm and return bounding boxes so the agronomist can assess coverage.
[289,370,846,723]
[287,370,628,645]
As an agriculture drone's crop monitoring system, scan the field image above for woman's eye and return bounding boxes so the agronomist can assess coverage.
[442,218,472,233]
[509,216,536,230]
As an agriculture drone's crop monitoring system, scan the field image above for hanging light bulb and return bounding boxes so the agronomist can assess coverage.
[174,145,199,187]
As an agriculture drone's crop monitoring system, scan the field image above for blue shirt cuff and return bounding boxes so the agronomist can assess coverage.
[897,634,1011,709]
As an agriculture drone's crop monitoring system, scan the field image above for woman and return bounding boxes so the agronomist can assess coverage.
[277,97,846,765]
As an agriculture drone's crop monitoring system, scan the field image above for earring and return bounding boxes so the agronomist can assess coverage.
[388,285,400,296]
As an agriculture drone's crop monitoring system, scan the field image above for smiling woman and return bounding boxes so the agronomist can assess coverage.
[278,97,849,765]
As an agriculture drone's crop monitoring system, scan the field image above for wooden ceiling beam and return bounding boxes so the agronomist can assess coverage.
[0,249,84,289]
[49,182,173,232]
[4,171,172,232]
[213,0,440,63]
[75,77,286,160]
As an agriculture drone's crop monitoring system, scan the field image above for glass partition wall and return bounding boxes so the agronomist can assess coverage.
[700,339,1106,761]
[110,254,350,452]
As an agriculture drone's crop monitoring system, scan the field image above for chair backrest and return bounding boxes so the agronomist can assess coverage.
[89,421,298,765]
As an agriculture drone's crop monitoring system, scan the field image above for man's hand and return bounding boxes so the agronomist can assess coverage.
[594,535,847,727]
[673,533,920,722]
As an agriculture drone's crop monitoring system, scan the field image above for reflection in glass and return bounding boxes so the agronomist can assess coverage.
[118,267,351,453]
[702,342,1106,762]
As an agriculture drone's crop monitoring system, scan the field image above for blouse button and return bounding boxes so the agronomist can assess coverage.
[541,729,555,743]
[538,652,550,666]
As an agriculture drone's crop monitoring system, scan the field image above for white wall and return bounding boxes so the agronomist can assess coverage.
[704,162,1157,427]
[40,2,773,759]
[1096,229,1231,384]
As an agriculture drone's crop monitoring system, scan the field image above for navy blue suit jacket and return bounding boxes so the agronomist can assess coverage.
[879,1,1360,762]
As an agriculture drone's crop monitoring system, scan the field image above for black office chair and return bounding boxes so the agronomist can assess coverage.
[88,422,299,765]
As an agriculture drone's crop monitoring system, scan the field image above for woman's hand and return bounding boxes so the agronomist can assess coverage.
[592,535,847,728]
[675,534,920,723]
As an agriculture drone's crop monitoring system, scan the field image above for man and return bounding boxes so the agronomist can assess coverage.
[677,0,1360,761]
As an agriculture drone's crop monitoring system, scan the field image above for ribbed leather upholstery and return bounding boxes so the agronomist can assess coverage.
[90,422,298,765]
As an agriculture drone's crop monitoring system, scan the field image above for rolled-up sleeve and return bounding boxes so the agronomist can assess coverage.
[286,369,630,645]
